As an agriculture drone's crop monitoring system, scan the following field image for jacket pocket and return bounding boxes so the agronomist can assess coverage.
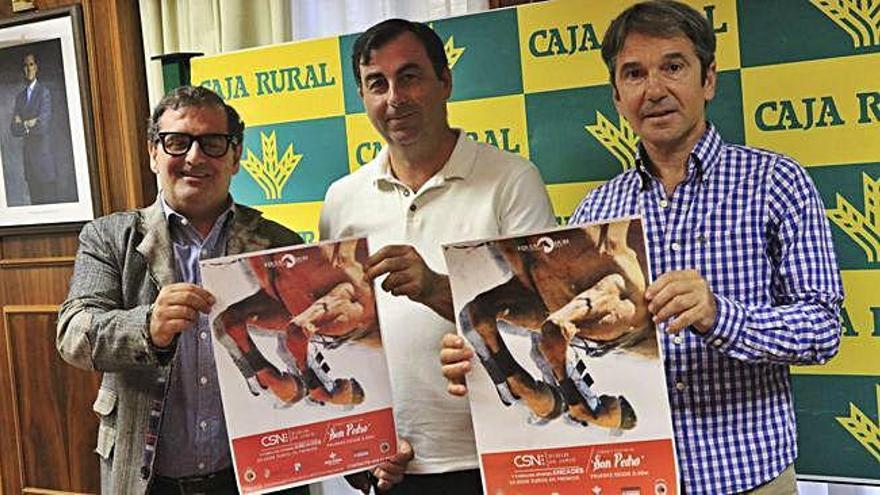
[92,387,117,460]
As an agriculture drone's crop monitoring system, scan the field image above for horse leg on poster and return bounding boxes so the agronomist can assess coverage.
[539,276,637,430]
[219,291,306,405]
[283,319,364,407]
[460,278,564,420]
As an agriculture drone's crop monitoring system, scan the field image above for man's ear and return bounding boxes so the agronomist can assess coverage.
[231,144,243,174]
[703,61,717,103]
[440,67,452,99]
[148,141,159,173]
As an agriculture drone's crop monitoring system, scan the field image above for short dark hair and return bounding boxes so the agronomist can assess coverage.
[147,85,244,144]
[601,0,716,87]
[351,18,448,88]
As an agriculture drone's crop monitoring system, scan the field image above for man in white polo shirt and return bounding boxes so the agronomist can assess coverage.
[319,18,556,495]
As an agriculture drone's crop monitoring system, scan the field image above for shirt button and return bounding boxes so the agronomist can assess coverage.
[671,242,680,251]
[659,199,669,208]
[675,382,686,391]
[198,462,205,470]
[713,339,723,347]
[199,420,208,430]
[409,204,417,212]
[402,189,410,197]
[200,331,208,341]
[673,335,683,345]
[199,376,208,385]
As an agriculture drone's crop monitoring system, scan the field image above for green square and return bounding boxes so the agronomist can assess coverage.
[233,116,348,205]
[793,374,880,481]
[809,163,880,271]
[738,0,880,68]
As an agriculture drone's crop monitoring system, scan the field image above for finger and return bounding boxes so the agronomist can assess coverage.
[441,333,465,349]
[652,292,695,324]
[366,245,410,270]
[645,270,693,300]
[666,305,703,334]
[441,360,472,384]
[155,304,199,323]
[380,271,412,294]
[646,280,690,316]
[162,288,216,313]
[447,382,469,396]
[389,280,421,298]
[366,256,410,282]
[440,346,473,365]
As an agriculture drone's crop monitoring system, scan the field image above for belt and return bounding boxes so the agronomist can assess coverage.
[150,467,237,495]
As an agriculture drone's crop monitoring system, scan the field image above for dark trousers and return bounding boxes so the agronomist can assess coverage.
[148,468,309,495]
[384,469,482,495]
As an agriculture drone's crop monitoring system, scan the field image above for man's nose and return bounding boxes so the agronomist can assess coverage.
[388,82,408,106]
[186,139,208,161]
[644,71,667,100]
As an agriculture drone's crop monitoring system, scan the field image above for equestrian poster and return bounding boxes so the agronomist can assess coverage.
[443,218,678,495]
[200,237,397,493]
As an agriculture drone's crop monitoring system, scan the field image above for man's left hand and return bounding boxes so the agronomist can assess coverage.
[365,245,453,320]
[372,438,414,491]
[645,269,716,334]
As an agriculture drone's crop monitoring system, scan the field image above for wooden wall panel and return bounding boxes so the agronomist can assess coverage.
[0,1,151,494]
[4,308,101,494]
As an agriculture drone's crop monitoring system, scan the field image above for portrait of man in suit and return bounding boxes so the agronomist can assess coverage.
[10,52,56,204]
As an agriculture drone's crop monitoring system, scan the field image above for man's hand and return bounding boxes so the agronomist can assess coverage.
[13,115,21,124]
[372,438,414,491]
[645,269,716,334]
[366,245,453,321]
[24,118,37,129]
[149,283,215,347]
[440,333,473,396]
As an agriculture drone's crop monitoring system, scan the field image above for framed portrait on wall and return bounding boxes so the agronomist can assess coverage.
[0,5,99,232]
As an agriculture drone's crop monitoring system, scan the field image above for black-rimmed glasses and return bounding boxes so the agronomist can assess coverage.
[155,132,239,158]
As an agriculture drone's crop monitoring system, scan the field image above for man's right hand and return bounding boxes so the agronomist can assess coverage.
[440,333,474,396]
[149,283,215,348]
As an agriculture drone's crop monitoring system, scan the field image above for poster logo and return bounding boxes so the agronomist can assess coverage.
[240,131,303,200]
[446,35,466,68]
[810,0,880,48]
[835,384,880,463]
[585,111,639,172]
[826,173,880,262]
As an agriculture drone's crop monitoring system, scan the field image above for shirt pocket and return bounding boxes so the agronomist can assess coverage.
[92,387,117,460]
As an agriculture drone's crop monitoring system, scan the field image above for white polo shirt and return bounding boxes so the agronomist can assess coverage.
[319,131,556,474]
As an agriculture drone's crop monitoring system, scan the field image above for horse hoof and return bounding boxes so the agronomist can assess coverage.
[618,395,637,430]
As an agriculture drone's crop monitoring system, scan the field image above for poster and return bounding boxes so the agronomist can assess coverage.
[201,237,396,493]
[443,218,678,495]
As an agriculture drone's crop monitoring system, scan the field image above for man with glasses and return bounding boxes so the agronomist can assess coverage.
[57,86,409,494]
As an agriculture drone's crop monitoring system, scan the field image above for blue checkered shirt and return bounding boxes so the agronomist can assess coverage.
[569,124,843,494]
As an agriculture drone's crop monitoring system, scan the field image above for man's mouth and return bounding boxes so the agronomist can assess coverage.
[642,108,676,119]
[181,170,210,179]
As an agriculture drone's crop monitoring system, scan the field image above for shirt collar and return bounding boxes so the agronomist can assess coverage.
[634,122,723,190]
[158,193,235,242]
[371,129,475,188]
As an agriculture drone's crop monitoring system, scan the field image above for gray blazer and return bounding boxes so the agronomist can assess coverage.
[57,198,302,494]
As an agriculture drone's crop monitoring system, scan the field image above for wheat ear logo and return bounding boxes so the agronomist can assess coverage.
[240,131,303,200]
[810,0,880,48]
[585,112,640,171]
[445,35,466,68]
[836,384,880,463]
[826,173,880,262]
[427,24,466,69]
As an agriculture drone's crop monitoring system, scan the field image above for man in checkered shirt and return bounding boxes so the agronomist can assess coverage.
[441,1,844,493]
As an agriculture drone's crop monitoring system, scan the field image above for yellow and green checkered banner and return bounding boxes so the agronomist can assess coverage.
[191,0,880,484]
